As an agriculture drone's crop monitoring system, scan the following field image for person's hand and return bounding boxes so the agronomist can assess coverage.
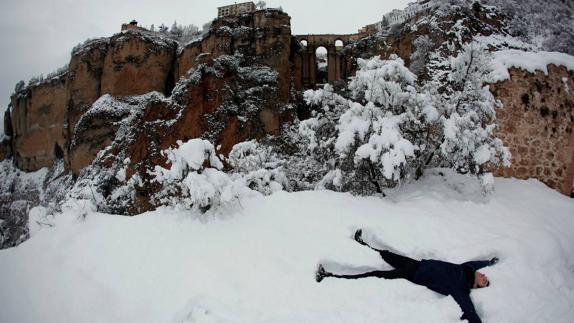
[489,257,499,265]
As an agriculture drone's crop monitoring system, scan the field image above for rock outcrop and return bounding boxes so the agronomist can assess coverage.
[10,76,67,171]
[176,10,295,101]
[0,110,11,161]
[71,52,294,215]
[100,33,177,97]
[7,9,296,177]
[64,39,110,173]
[67,34,179,174]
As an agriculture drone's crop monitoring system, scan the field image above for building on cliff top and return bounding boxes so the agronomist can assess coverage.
[218,2,256,18]
[358,0,437,36]
[383,0,438,27]
[121,20,148,32]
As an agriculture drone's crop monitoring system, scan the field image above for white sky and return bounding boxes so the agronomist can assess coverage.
[0,0,411,132]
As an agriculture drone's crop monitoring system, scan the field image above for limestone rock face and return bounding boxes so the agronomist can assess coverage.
[1,110,12,161]
[10,77,67,171]
[0,138,10,161]
[68,95,134,175]
[176,10,294,101]
[491,65,574,195]
[102,54,294,214]
[7,11,296,175]
[64,38,109,161]
[3,108,12,138]
[100,31,177,97]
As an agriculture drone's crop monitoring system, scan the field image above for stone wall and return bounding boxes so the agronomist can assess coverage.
[491,65,574,196]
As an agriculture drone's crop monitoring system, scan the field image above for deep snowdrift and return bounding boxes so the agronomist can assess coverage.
[1,170,573,323]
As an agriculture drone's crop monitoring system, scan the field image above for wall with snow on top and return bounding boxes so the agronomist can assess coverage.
[490,50,574,82]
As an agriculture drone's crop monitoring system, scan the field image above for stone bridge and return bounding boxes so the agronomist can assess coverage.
[295,34,358,88]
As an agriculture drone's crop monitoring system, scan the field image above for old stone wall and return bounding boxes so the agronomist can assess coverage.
[492,65,574,196]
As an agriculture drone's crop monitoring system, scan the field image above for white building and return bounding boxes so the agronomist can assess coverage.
[381,0,438,28]
[217,2,256,18]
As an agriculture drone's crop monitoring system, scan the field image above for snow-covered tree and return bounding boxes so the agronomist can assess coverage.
[151,139,254,213]
[202,22,212,35]
[410,35,434,77]
[301,56,439,195]
[256,1,267,9]
[298,46,510,195]
[227,140,288,196]
[434,44,511,192]
[158,24,168,34]
[484,0,574,55]
[169,21,183,39]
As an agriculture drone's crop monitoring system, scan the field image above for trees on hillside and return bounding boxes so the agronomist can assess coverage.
[485,0,574,55]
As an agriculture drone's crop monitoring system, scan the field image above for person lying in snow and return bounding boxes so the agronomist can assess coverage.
[316,229,499,323]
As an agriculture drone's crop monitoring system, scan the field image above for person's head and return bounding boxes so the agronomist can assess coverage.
[473,271,489,288]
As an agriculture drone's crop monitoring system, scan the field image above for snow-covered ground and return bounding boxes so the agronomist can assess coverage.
[1,170,573,323]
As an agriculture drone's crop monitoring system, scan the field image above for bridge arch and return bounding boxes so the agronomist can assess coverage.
[295,34,353,88]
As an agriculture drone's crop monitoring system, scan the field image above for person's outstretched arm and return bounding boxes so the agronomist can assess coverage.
[462,257,499,271]
[451,290,482,323]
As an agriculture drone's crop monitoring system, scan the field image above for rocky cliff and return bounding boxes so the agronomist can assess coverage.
[1,9,299,247]
[7,9,297,176]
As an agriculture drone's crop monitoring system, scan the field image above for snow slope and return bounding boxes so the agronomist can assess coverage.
[1,170,573,323]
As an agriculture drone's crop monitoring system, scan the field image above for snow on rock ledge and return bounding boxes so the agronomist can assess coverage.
[490,49,574,82]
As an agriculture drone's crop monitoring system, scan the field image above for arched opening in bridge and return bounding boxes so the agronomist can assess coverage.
[316,46,328,84]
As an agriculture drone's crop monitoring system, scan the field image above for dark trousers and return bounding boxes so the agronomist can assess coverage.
[329,250,420,282]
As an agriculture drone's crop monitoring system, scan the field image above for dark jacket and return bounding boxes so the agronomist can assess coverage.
[412,260,491,323]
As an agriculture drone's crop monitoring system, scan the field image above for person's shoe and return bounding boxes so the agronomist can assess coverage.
[354,229,367,246]
[316,264,327,283]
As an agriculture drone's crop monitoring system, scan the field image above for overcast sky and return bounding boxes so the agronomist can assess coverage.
[0,0,411,133]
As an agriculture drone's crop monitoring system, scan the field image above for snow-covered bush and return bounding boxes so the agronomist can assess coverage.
[300,56,438,195]
[410,35,435,76]
[428,43,511,193]
[227,140,288,196]
[298,47,509,194]
[151,139,255,213]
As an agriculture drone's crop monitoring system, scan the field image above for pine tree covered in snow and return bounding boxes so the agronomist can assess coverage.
[426,43,511,192]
